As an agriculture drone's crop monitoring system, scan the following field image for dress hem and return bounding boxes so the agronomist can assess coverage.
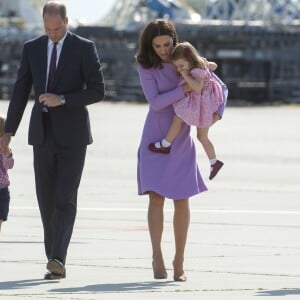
[138,188,208,200]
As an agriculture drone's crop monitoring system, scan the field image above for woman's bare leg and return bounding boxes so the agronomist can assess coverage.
[173,198,190,281]
[148,191,167,279]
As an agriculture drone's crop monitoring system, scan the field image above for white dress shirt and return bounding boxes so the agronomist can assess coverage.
[45,32,68,91]
[43,32,67,112]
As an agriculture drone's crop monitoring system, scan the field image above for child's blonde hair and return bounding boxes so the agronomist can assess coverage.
[0,115,6,137]
[171,41,207,70]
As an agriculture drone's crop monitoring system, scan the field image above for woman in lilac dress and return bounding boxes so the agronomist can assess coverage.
[136,19,207,282]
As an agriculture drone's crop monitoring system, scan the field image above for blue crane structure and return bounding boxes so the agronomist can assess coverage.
[101,0,299,27]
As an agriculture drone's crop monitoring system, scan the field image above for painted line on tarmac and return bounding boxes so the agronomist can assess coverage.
[11,206,300,215]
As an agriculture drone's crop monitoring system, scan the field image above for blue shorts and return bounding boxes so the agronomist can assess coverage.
[0,187,10,221]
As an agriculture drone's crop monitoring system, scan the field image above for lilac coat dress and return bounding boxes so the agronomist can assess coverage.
[137,62,207,199]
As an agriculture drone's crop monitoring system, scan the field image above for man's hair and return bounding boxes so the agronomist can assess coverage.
[43,1,67,19]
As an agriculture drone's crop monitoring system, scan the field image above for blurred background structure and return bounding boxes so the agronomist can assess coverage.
[0,0,299,103]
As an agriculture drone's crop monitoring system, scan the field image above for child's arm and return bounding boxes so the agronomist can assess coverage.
[180,70,204,93]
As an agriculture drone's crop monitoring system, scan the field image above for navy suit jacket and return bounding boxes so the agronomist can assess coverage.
[5,31,105,146]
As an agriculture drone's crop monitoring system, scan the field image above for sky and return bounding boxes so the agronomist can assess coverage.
[59,0,116,24]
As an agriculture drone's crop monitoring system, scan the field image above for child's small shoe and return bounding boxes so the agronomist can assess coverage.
[209,160,224,180]
[148,141,171,154]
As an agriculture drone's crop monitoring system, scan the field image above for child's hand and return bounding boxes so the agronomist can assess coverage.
[182,83,192,94]
[178,69,189,77]
[3,147,12,157]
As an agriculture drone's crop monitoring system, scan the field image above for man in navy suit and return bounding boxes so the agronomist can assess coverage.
[0,1,105,279]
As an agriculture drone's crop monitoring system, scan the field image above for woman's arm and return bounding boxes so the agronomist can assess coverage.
[138,65,185,111]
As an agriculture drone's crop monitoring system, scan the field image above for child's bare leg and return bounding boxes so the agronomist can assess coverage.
[0,220,3,231]
[165,115,184,143]
[196,127,215,159]
[149,116,184,153]
[212,113,221,125]
[197,127,223,180]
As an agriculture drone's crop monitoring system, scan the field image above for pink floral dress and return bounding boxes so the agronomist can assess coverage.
[173,68,224,128]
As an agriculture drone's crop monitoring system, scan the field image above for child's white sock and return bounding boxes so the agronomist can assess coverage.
[210,158,217,170]
[162,139,171,147]
[155,139,171,148]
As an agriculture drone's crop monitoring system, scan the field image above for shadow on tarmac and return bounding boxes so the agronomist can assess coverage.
[0,279,58,290]
[0,279,177,293]
[255,288,300,296]
[49,281,177,293]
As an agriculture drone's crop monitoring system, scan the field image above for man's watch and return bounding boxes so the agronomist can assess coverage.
[60,95,66,105]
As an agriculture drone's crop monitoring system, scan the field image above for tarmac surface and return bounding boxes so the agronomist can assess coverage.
[0,100,300,299]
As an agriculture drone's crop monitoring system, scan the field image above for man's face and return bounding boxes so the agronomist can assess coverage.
[44,13,68,42]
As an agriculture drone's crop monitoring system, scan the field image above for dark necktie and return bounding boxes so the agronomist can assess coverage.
[47,42,57,92]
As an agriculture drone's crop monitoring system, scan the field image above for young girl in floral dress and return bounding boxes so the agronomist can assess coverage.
[0,116,14,231]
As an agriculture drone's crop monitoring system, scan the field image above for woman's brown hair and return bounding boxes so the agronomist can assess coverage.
[136,19,179,69]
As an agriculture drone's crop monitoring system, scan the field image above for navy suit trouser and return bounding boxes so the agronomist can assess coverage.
[33,113,87,264]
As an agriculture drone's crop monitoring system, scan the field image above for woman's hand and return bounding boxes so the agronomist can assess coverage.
[203,77,210,88]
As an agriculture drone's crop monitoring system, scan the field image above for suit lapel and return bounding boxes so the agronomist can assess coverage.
[40,36,48,93]
[53,32,72,88]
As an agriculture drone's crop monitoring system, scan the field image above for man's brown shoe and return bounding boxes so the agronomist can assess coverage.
[209,160,224,180]
[44,270,66,280]
[47,259,65,276]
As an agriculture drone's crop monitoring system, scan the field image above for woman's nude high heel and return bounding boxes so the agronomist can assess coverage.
[173,260,187,282]
[152,261,168,279]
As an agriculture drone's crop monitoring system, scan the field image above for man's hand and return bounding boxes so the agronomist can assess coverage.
[39,93,63,107]
[0,132,12,154]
